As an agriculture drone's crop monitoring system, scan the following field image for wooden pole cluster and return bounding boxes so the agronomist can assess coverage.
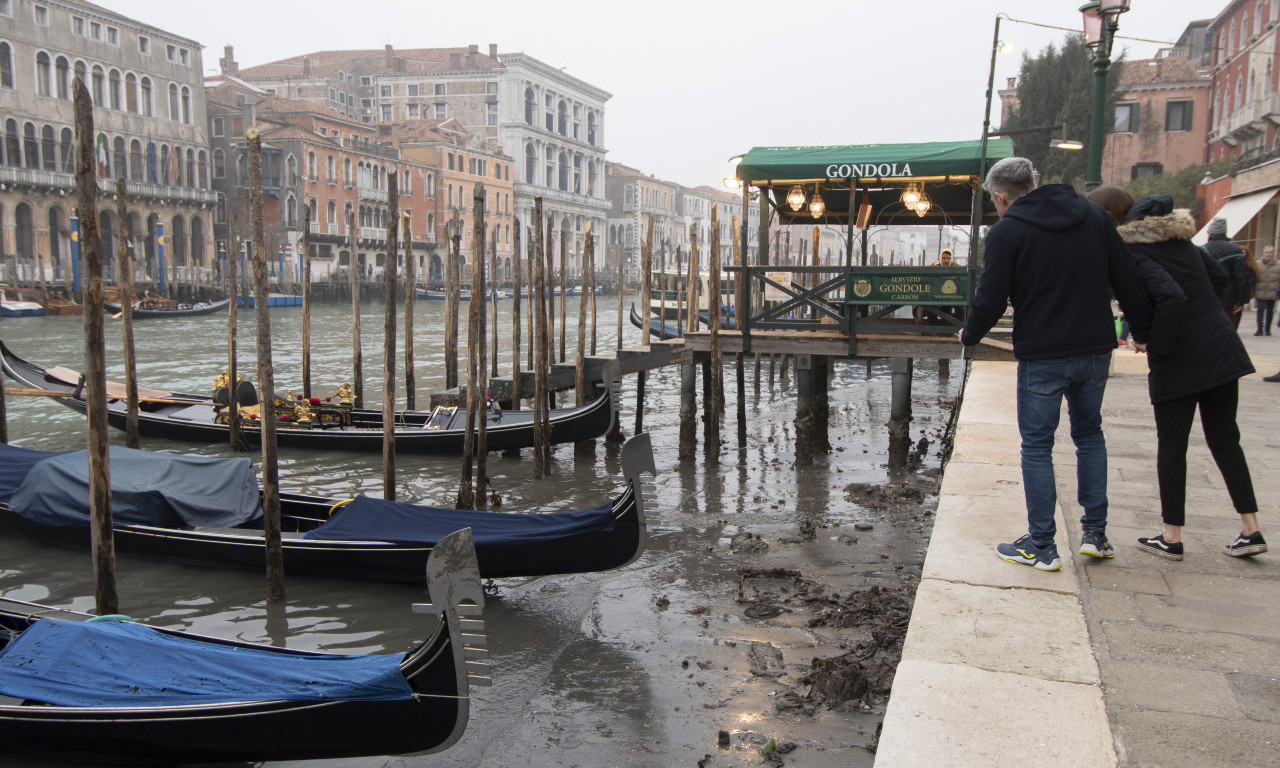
[635,214,654,435]
[734,212,747,449]
[558,229,567,364]
[588,236,597,357]
[226,212,245,451]
[247,126,284,601]
[457,184,487,508]
[348,207,363,409]
[445,210,461,390]
[475,190,489,505]
[575,225,590,409]
[532,196,551,476]
[706,204,722,458]
[490,225,499,379]
[74,77,118,615]
[301,203,312,399]
[403,211,416,411]
[511,219,523,411]
[382,174,398,501]
[115,177,139,449]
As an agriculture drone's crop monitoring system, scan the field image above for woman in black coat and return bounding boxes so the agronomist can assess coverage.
[1116,193,1266,560]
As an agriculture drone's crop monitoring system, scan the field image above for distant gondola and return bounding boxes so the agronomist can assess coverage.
[103,298,230,318]
[0,528,489,764]
[0,434,654,583]
[0,341,618,453]
[628,302,734,339]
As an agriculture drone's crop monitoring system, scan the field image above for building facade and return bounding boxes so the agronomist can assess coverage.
[0,0,214,290]
[1103,55,1211,183]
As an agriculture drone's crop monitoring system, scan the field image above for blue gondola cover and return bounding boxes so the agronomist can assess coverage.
[308,496,614,546]
[0,444,69,504]
[8,445,262,528]
[0,619,412,706]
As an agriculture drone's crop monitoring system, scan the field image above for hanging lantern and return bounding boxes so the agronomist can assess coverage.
[901,182,921,207]
[913,193,931,218]
[786,185,807,211]
[808,185,825,219]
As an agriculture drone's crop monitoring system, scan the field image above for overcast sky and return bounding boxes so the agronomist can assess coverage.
[100,0,1216,189]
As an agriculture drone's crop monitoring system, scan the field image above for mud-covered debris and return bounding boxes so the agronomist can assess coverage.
[688,605,710,616]
[743,603,783,619]
[736,567,815,604]
[776,741,798,754]
[844,481,927,511]
[717,730,731,748]
[854,522,874,531]
[748,641,785,677]
[654,594,670,610]
[698,753,715,767]
[730,532,769,555]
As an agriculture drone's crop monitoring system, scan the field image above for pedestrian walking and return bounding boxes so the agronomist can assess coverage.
[1202,217,1255,330]
[959,158,1153,571]
[1254,245,1280,336]
[1116,193,1267,560]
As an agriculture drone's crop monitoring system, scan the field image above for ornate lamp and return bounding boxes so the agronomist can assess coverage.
[808,185,825,219]
[786,185,807,211]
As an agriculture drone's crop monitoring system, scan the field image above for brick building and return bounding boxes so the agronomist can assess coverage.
[1102,55,1212,183]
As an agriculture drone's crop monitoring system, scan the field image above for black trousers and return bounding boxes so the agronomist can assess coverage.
[1153,379,1257,526]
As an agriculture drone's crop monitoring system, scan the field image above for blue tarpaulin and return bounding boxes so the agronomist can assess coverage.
[307,496,614,546]
[7,445,262,528]
[0,444,70,504]
[0,619,412,706]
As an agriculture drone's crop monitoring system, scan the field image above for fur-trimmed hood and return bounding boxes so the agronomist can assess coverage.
[1115,209,1197,244]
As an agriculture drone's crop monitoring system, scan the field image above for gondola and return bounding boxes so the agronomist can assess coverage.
[0,340,619,453]
[0,528,489,764]
[416,288,512,301]
[103,298,230,318]
[0,434,653,583]
[629,302,681,339]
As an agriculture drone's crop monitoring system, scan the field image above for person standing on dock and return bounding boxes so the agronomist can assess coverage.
[959,157,1153,572]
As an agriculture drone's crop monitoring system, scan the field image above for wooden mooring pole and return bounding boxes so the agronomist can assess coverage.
[301,203,312,399]
[532,196,551,476]
[382,174,398,502]
[116,177,139,449]
[226,213,245,451]
[74,77,117,615]
[476,191,489,506]
[733,212,747,449]
[349,208,363,409]
[247,126,284,601]
[558,228,567,364]
[706,203,722,459]
[403,212,416,411]
[446,210,461,391]
[511,219,522,411]
[635,214,654,436]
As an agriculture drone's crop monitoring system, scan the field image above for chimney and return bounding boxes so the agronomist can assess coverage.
[468,44,479,55]
[302,57,311,77]
[219,44,238,75]
[1006,77,1016,89]
[449,52,462,69]
[488,43,498,59]
[385,44,394,68]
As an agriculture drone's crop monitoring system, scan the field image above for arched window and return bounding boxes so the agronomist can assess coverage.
[327,155,334,182]
[170,216,186,265]
[343,157,351,184]
[35,51,50,96]
[58,127,72,172]
[328,200,336,226]
[39,125,54,170]
[447,183,453,208]
[113,136,125,179]
[140,76,152,117]
[286,154,297,186]
[91,65,105,105]
[130,139,142,181]
[558,150,569,191]
[185,148,194,188]
[125,72,137,112]
[190,216,204,265]
[108,68,120,109]
[426,172,433,196]
[545,146,554,187]
[557,100,567,136]
[73,60,85,92]
[22,122,37,168]
[197,150,207,188]
[48,207,64,278]
[213,148,224,179]
[587,112,597,146]
[0,43,12,88]
[55,56,68,99]
[286,196,297,228]
[16,203,34,262]
[159,143,170,184]
[524,87,536,125]
[180,86,190,124]
[167,83,179,121]
[307,151,315,180]
[236,151,246,187]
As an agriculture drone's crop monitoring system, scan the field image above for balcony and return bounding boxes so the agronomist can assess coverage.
[358,226,384,241]
[357,184,387,203]
[0,167,217,205]
[1227,100,1266,138]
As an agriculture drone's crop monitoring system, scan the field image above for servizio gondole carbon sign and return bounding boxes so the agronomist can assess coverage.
[845,268,971,306]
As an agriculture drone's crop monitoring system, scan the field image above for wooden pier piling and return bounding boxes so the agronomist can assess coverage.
[403,212,416,411]
[382,174,398,502]
[348,208,363,409]
[115,177,140,449]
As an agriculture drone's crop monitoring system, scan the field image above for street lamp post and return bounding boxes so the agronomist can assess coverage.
[1081,0,1132,191]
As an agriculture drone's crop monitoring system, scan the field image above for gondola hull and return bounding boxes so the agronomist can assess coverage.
[103,298,230,318]
[1,340,617,453]
[0,528,488,764]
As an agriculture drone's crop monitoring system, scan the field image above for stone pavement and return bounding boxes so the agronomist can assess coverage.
[875,312,1280,768]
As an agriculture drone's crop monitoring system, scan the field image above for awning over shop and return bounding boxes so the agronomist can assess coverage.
[1193,187,1279,245]
[735,139,1015,227]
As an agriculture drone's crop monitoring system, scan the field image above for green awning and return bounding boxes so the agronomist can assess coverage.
[736,138,1015,184]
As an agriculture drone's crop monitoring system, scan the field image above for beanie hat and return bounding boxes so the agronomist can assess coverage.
[1208,217,1227,236]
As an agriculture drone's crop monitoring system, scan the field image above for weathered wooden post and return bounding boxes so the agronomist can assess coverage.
[457,185,484,509]
[511,218,522,411]
[74,78,118,615]
[446,210,461,390]
[559,229,567,364]
[734,211,747,449]
[575,222,590,452]
[635,214,654,435]
[115,178,140,449]
[382,174,399,501]
[688,227,700,334]
[588,234,597,357]
[403,212,416,411]
[226,215,245,451]
[890,357,913,421]
[706,203,722,458]
[475,188,489,507]
[532,196,551,477]
[489,225,499,379]
[348,207,363,409]
[544,216,555,375]
[301,203,312,399]
[247,126,284,601]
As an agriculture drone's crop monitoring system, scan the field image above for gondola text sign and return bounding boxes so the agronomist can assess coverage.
[844,267,970,306]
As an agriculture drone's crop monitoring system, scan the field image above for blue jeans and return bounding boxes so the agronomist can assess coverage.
[1016,353,1111,545]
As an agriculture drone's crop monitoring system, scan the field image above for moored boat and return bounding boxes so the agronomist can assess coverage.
[103,297,230,318]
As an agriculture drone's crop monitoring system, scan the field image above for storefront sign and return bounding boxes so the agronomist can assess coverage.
[845,268,970,305]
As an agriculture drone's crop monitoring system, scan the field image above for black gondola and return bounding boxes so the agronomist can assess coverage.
[630,302,681,339]
[0,340,619,453]
[102,298,231,318]
[0,528,489,764]
[0,434,654,583]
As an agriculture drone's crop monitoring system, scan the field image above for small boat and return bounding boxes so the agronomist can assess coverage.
[629,303,734,338]
[1,341,619,454]
[417,288,512,301]
[0,434,653,583]
[0,527,488,764]
[103,298,230,319]
[0,287,42,317]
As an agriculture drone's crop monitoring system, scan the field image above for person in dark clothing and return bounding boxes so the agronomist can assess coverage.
[1202,217,1254,329]
[960,158,1154,572]
[1117,194,1267,560]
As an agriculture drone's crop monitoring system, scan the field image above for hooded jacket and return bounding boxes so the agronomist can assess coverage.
[1117,205,1254,403]
[961,183,1153,360]
[1203,234,1254,306]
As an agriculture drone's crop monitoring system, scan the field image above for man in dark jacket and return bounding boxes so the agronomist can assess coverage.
[959,157,1153,572]
[1202,217,1254,329]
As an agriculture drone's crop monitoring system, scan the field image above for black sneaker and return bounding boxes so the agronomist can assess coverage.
[1224,531,1268,557]
[1136,533,1183,561]
[1079,529,1115,558]
[996,534,1062,571]
[1264,372,1280,382]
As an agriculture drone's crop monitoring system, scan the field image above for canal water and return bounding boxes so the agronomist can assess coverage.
[0,298,960,768]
